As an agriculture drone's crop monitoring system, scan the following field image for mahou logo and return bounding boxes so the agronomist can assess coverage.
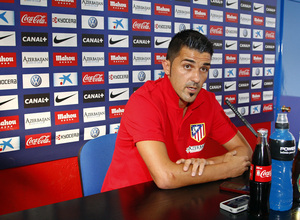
[225,54,237,64]
[82,72,104,85]
[20,11,47,27]
[0,115,19,132]
[132,19,151,32]
[226,12,238,23]
[251,92,261,102]
[109,105,125,118]
[193,8,208,20]
[253,16,264,26]
[55,110,79,125]
[52,0,76,8]
[252,54,263,64]
[109,53,129,65]
[239,68,250,77]
[224,95,236,105]
[53,52,77,66]
[108,0,128,12]
[25,132,51,148]
[265,30,275,40]
[0,53,16,68]
[263,103,273,112]
[210,25,223,36]
[155,53,166,64]
[155,3,171,16]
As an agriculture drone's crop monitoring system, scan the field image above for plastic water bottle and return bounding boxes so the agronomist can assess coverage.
[269,113,296,211]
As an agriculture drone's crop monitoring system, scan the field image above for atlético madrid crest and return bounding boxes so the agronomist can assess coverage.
[190,123,206,142]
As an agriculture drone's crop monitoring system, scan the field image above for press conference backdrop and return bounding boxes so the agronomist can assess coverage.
[0,0,277,169]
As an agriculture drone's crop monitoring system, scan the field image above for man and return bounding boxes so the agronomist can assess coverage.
[101,30,252,192]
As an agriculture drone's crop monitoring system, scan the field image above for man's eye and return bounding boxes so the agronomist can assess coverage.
[184,64,191,69]
[200,67,208,72]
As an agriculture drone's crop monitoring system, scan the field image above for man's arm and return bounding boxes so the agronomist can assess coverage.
[136,131,252,189]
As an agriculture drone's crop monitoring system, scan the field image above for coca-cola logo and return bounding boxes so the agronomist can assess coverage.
[210,25,223,36]
[263,103,273,112]
[82,72,104,85]
[265,30,275,40]
[132,19,151,32]
[20,12,48,27]
[25,133,51,148]
[254,165,272,182]
[257,170,271,178]
[239,68,250,77]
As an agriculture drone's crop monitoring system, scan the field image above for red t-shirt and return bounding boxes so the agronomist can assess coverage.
[101,76,237,192]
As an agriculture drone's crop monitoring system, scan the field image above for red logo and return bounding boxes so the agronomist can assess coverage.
[250,165,272,182]
[253,16,264,26]
[265,30,275,40]
[53,52,77,66]
[108,0,128,12]
[252,54,263,64]
[251,92,261,102]
[0,116,19,132]
[263,103,273,112]
[239,68,250,77]
[25,133,52,148]
[225,54,237,64]
[0,53,17,68]
[224,95,236,105]
[132,19,151,32]
[154,3,172,16]
[155,53,166,64]
[226,12,238,23]
[210,25,223,36]
[55,110,79,125]
[0,0,14,3]
[193,8,208,20]
[109,105,125,118]
[52,0,76,8]
[82,72,104,85]
[20,11,47,27]
[109,53,129,65]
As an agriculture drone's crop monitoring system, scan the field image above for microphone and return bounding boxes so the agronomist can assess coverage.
[225,99,258,137]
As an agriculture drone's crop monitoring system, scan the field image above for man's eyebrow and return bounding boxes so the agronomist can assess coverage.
[203,62,211,66]
[182,59,211,66]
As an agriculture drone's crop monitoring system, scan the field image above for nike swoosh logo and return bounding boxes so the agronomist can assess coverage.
[155,39,169,46]
[0,97,15,106]
[226,0,236,6]
[109,38,127,45]
[254,6,263,10]
[110,90,127,99]
[252,82,260,87]
[54,36,75,44]
[225,43,236,48]
[253,44,262,49]
[0,34,13,41]
[55,94,76,103]
[225,83,235,89]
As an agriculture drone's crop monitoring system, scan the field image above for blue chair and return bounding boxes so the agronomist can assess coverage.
[78,133,117,196]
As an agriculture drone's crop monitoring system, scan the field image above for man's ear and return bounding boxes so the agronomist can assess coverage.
[161,60,171,77]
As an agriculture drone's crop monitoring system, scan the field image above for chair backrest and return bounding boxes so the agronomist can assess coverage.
[78,133,117,196]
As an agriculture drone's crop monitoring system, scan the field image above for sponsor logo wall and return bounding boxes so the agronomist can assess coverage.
[0,0,276,169]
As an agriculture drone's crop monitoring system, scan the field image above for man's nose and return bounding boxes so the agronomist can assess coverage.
[191,70,201,83]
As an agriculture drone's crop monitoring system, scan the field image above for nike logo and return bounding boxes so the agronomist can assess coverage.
[0,97,15,106]
[226,0,236,6]
[109,38,127,45]
[225,42,236,48]
[54,36,75,44]
[0,34,13,41]
[155,39,169,46]
[225,83,235,90]
[254,6,263,11]
[55,94,76,103]
[253,44,262,49]
[110,90,127,99]
[252,82,261,87]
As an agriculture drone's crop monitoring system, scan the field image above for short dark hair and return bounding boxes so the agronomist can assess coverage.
[166,29,214,62]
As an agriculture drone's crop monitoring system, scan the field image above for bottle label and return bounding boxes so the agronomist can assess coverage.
[250,164,272,182]
[270,139,296,161]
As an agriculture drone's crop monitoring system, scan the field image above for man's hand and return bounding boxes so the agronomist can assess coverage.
[176,158,215,176]
[223,150,251,178]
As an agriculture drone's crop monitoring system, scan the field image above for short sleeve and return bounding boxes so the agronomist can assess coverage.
[122,93,165,144]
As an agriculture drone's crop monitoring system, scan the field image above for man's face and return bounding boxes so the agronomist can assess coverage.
[162,46,211,108]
